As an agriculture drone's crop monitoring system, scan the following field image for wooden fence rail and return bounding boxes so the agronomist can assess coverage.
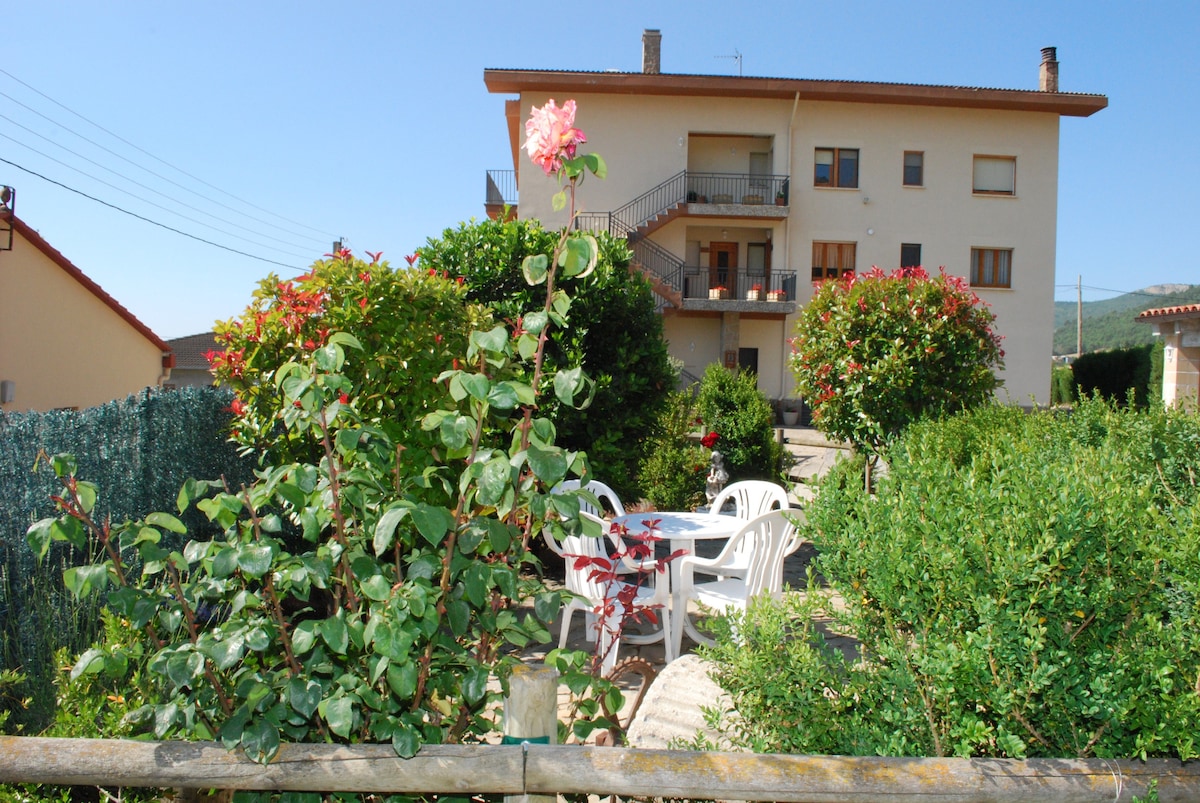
[3,737,1200,802]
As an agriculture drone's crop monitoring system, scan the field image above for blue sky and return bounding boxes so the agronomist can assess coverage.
[3,1,1197,339]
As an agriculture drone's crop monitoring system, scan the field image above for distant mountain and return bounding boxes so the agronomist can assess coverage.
[1053,284,1200,356]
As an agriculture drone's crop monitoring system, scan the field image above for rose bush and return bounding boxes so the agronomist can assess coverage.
[27,100,650,774]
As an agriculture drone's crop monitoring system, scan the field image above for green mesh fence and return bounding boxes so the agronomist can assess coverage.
[0,385,254,731]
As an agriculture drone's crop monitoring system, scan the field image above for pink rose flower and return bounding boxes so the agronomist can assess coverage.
[524,99,587,175]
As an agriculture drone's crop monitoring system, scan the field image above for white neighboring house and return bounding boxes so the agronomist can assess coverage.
[484,31,1106,407]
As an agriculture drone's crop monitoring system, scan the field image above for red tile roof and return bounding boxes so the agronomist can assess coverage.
[1136,304,1200,321]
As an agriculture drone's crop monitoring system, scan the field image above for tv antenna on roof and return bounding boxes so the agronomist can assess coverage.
[716,48,742,76]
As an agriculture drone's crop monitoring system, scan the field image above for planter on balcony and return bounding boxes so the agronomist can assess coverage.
[709,288,729,300]
[767,290,786,302]
[746,290,761,301]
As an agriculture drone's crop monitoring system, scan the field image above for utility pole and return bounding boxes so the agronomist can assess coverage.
[1076,274,1083,358]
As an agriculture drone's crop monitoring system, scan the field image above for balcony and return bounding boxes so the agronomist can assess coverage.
[685,173,789,216]
[485,169,518,220]
[680,267,798,312]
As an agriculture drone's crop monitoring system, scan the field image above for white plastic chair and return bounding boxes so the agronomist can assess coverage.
[552,479,626,518]
[672,509,803,652]
[704,480,791,580]
[556,511,674,673]
[551,479,643,573]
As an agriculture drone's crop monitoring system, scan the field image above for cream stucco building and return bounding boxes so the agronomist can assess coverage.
[1137,304,1200,410]
[0,212,173,412]
[484,32,1106,408]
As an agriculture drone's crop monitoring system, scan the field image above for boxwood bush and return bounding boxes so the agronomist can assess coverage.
[695,364,784,483]
[703,398,1200,759]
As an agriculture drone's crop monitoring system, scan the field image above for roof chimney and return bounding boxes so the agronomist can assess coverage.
[642,29,662,74]
[1039,47,1059,92]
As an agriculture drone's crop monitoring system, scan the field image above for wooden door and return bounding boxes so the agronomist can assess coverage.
[709,242,737,291]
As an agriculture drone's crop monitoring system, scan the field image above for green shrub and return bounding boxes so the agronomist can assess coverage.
[420,216,674,501]
[695,365,783,482]
[1071,343,1157,408]
[1050,364,1075,405]
[705,398,1200,759]
[638,389,707,511]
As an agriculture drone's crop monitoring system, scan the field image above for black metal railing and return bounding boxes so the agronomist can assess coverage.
[610,171,688,237]
[485,170,518,206]
[573,212,610,233]
[572,170,791,298]
[630,238,685,292]
[685,173,789,206]
[680,266,798,301]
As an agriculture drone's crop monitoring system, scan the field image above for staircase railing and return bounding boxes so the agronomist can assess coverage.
[573,213,684,294]
[630,238,684,293]
[573,170,790,299]
[610,171,688,237]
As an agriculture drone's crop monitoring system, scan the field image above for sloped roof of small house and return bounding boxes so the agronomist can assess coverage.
[11,215,173,361]
[1136,303,1200,322]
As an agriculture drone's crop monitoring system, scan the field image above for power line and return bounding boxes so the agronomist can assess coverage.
[1,155,305,271]
[0,67,334,241]
[0,131,314,259]
[0,111,318,254]
[1054,283,1195,300]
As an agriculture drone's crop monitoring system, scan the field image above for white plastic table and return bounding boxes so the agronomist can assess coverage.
[610,511,741,658]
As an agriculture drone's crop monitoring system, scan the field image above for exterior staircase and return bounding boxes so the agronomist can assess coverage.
[576,170,789,307]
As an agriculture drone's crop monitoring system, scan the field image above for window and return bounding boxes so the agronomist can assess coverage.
[973,155,1016,195]
[970,248,1012,288]
[900,243,922,268]
[814,148,859,188]
[812,241,856,281]
[903,151,924,186]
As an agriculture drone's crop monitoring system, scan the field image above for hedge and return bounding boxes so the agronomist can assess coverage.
[0,386,253,731]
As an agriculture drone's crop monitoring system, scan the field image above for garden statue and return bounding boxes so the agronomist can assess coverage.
[705,449,729,506]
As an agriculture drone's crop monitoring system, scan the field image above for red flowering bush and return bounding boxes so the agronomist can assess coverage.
[211,250,489,466]
[700,431,719,449]
[789,266,1003,459]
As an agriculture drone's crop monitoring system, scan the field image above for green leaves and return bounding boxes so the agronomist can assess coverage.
[791,268,1002,460]
[31,129,652,765]
[522,253,549,286]
[62,564,110,598]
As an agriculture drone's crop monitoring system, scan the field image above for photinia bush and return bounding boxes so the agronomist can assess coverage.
[210,252,490,471]
[789,266,1004,461]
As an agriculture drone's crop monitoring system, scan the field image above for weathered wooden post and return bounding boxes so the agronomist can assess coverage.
[503,663,558,803]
